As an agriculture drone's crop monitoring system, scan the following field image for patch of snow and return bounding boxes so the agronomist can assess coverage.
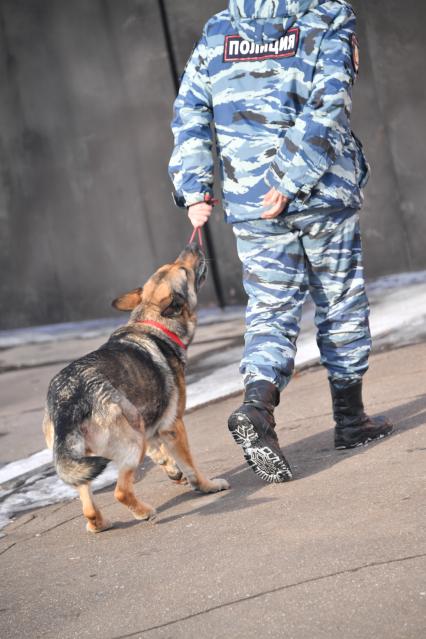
[0,463,120,531]
[1,268,425,349]
[0,308,247,350]
[367,270,426,292]
[369,286,426,337]
[1,270,426,530]
[0,449,53,486]
[0,327,325,530]
[0,318,123,349]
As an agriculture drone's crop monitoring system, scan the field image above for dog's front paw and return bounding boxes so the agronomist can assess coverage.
[132,505,157,522]
[201,478,230,493]
[86,519,113,534]
[167,468,185,482]
[171,475,189,485]
[214,478,230,491]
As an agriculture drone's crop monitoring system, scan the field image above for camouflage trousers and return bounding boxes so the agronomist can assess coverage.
[232,208,371,391]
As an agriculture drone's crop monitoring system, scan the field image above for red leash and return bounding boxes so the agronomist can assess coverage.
[189,226,203,246]
[188,193,219,247]
[136,194,220,350]
[135,196,220,350]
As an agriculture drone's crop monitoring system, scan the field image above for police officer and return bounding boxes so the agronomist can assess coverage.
[169,0,393,483]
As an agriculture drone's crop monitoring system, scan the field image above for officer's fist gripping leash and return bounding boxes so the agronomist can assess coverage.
[188,193,219,245]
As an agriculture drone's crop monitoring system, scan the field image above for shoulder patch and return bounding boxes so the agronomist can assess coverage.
[223,29,299,63]
[351,33,360,74]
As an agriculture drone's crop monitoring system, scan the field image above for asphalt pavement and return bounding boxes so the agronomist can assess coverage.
[1,341,425,639]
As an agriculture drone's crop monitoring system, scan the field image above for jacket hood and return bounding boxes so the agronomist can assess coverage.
[229,0,320,42]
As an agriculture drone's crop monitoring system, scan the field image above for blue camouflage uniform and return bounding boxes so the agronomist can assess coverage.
[169,0,372,391]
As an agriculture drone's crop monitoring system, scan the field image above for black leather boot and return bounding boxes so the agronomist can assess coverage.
[330,380,393,449]
[228,381,292,483]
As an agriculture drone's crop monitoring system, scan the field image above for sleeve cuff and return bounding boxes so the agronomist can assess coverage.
[171,190,213,209]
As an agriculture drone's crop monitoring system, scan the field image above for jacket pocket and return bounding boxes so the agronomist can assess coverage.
[351,131,371,188]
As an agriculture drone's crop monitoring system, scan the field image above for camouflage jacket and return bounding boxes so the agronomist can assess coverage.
[169,0,370,223]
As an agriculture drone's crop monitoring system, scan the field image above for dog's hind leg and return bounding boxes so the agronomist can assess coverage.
[146,439,186,483]
[42,410,54,450]
[114,468,157,521]
[105,413,156,521]
[159,419,229,494]
[78,483,112,533]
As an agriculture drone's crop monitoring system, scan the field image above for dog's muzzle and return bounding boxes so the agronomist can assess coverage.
[180,243,207,291]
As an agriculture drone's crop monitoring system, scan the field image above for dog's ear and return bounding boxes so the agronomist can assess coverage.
[112,287,143,311]
[160,292,186,318]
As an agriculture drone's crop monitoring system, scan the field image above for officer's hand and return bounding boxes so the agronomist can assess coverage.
[261,187,289,219]
[188,202,213,228]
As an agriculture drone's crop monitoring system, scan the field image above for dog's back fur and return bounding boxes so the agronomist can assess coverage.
[48,327,180,486]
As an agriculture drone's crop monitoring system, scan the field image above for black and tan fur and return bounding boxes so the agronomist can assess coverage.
[42,245,229,533]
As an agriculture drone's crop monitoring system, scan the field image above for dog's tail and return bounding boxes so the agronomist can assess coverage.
[53,412,109,487]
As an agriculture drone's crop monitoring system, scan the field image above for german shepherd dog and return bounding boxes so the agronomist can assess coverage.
[43,245,229,533]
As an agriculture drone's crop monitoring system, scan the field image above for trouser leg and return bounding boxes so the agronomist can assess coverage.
[294,209,392,449]
[300,209,371,387]
[233,220,307,391]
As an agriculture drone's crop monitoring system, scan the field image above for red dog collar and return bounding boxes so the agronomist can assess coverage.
[136,320,187,350]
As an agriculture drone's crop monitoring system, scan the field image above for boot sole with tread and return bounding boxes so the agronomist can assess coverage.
[228,412,293,483]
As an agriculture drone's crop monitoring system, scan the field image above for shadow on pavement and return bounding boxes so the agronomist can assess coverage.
[289,393,426,480]
[155,393,426,525]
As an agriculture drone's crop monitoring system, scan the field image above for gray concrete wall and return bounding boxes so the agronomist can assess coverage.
[0,0,225,329]
[0,0,185,328]
[0,0,425,329]
[351,0,426,275]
